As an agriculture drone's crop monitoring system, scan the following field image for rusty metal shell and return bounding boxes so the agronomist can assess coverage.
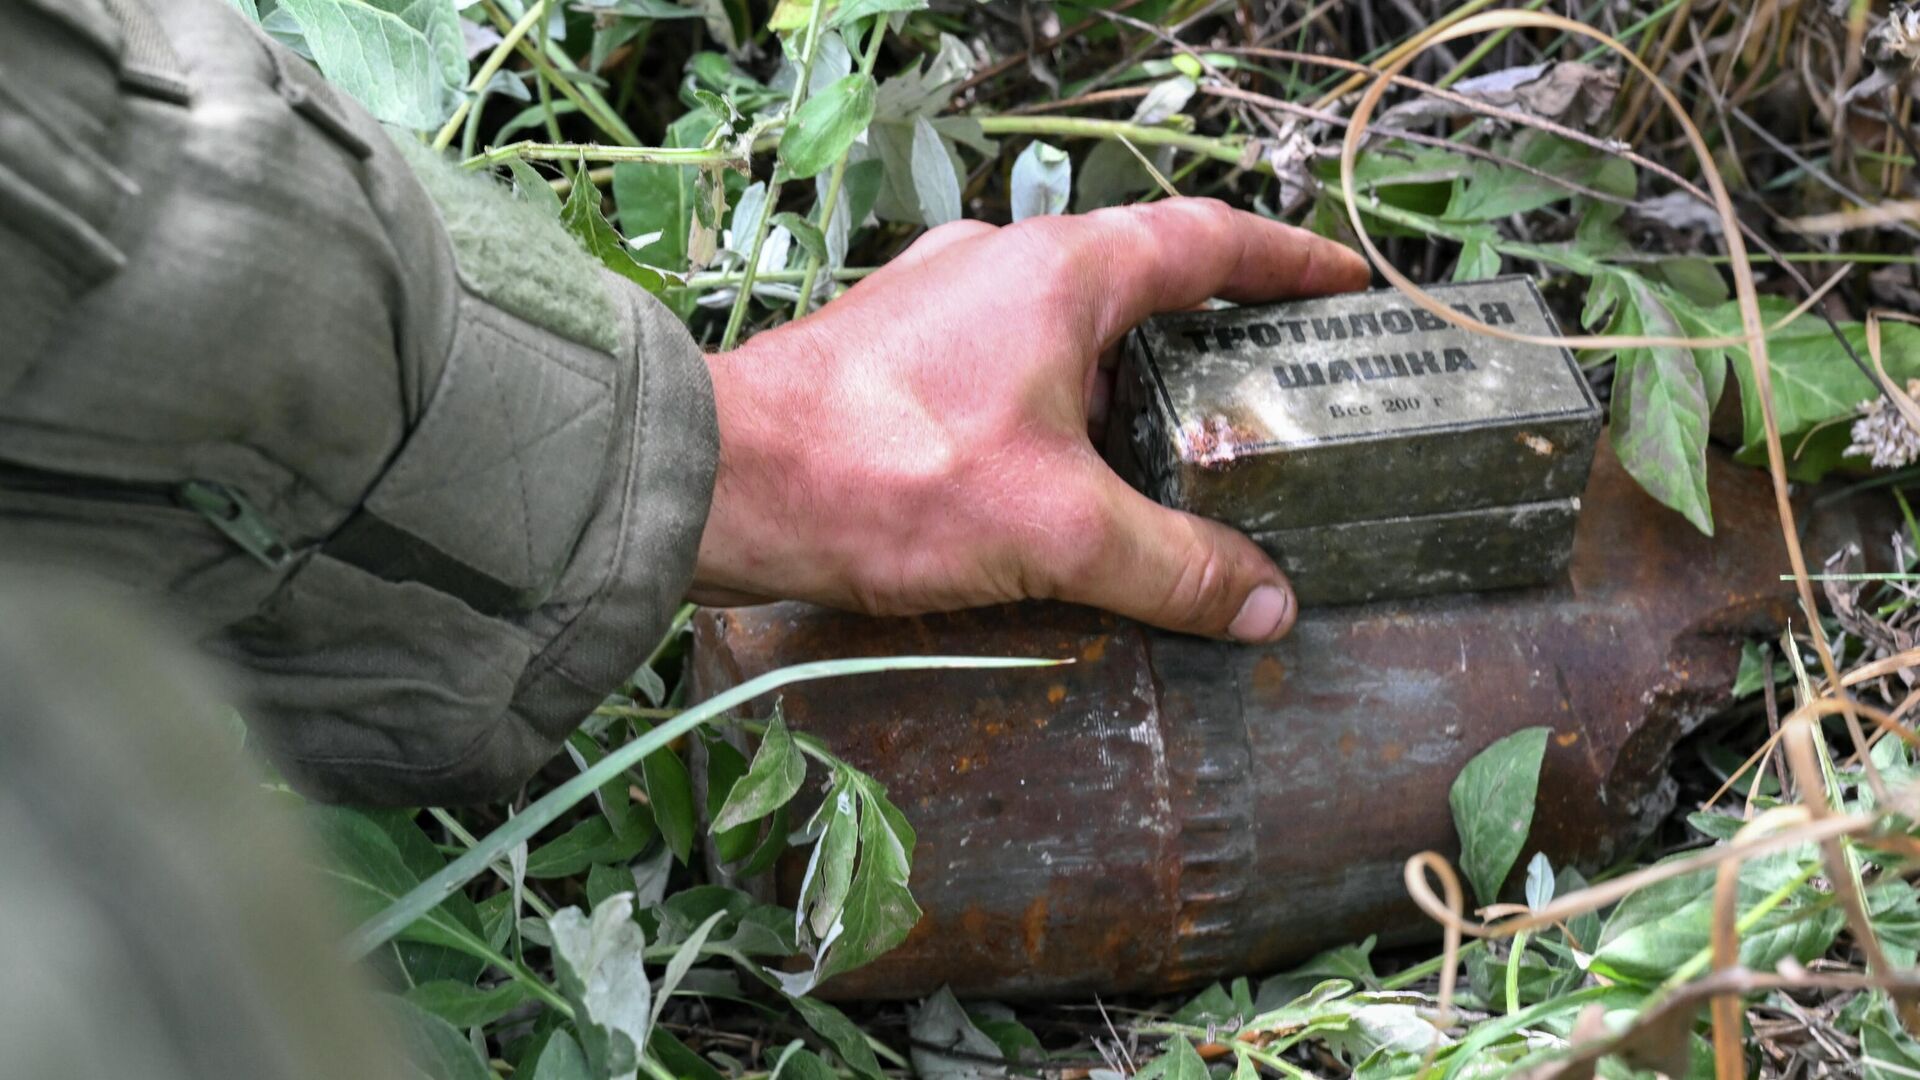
[690,439,1893,999]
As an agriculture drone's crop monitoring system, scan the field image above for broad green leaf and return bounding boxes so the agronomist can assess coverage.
[1254,937,1377,1008]
[1325,1000,1450,1059]
[1442,132,1632,223]
[1602,273,1714,534]
[651,1028,727,1080]
[276,0,465,129]
[1449,727,1550,907]
[771,1047,838,1080]
[385,995,494,1080]
[703,736,758,863]
[786,994,887,1080]
[909,986,1008,1079]
[1653,256,1729,306]
[829,0,926,27]
[550,896,653,1080]
[1721,299,1920,459]
[819,777,922,979]
[1073,137,1160,212]
[506,159,563,220]
[772,213,830,267]
[529,1031,593,1080]
[1320,143,1475,191]
[799,781,859,941]
[613,109,725,274]
[642,736,697,865]
[567,730,656,847]
[971,1011,1043,1063]
[780,74,877,180]
[1590,850,1833,984]
[1451,229,1502,282]
[844,157,886,224]
[714,713,809,832]
[306,807,497,963]
[1010,140,1072,221]
[1865,1011,1920,1080]
[562,172,668,294]
[403,979,533,1028]
[740,805,792,877]
[1732,641,1777,697]
[525,815,651,879]
[1172,983,1243,1025]
[585,863,633,911]
[909,115,962,226]
[1159,1036,1211,1080]
[363,809,488,985]
[598,0,707,17]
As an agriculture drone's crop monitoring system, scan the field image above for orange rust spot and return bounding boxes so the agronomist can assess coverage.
[1046,684,1067,704]
[1380,741,1405,764]
[1337,731,1359,757]
[1021,896,1048,956]
[1555,731,1580,747]
[982,720,1008,737]
[1081,636,1108,663]
[955,755,975,774]
[1250,655,1287,702]
[959,905,988,938]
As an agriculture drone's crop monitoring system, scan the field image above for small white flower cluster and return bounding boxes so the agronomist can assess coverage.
[1881,3,1920,63]
[1846,378,1920,469]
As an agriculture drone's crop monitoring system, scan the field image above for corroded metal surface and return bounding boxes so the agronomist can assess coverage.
[690,438,1891,1000]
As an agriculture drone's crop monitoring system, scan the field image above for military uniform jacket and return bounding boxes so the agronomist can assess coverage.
[0,0,719,805]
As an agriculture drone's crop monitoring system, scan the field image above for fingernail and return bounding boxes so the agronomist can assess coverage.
[1229,585,1291,642]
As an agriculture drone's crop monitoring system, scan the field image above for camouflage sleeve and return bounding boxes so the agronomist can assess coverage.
[0,0,717,805]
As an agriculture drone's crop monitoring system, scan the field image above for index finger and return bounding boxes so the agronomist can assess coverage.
[1064,198,1372,347]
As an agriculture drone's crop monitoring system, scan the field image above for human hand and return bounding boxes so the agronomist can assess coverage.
[691,198,1370,642]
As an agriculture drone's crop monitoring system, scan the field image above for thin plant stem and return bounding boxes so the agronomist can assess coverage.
[1504,929,1530,1015]
[721,0,834,350]
[427,807,556,920]
[684,266,876,289]
[478,0,639,146]
[433,0,546,153]
[464,140,746,170]
[345,654,1059,957]
[793,15,889,319]
[974,115,1262,171]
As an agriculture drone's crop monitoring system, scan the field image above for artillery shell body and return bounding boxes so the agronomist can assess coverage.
[690,441,1892,999]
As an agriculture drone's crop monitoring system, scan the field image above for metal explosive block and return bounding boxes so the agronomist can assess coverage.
[1108,276,1602,603]
[690,439,1896,1000]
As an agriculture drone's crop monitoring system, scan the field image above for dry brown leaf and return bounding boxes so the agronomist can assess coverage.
[1375,61,1621,130]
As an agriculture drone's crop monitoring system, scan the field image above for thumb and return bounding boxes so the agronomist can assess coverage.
[1059,472,1298,642]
